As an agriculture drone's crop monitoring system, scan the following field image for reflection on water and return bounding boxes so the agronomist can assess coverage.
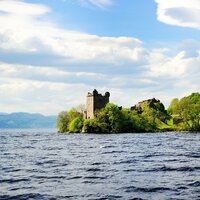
[0,129,200,200]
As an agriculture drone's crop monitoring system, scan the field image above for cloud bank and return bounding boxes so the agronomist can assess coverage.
[155,0,200,29]
[0,0,199,114]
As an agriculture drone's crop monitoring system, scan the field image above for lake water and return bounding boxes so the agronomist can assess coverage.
[0,129,200,200]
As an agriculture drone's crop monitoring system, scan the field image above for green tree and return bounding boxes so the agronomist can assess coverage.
[104,103,123,133]
[56,111,69,133]
[69,116,84,133]
[67,108,82,122]
[179,98,200,131]
[120,109,135,133]
[57,105,84,133]
[169,93,200,131]
[83,119,104,133]
[168,98,180,115]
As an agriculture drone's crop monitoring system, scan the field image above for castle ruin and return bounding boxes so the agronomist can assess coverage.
[130,98,161,114]
[85,89,110,119]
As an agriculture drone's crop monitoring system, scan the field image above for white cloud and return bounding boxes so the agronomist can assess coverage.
[1,48,199,115]
[0,77,89,114]
[0,62,97,79]
[148,49,200,77]
[0,0,50,16]
[0,62,107,85]
[0,0,144,64]
[155,0,200,29]
[0,0,199,114]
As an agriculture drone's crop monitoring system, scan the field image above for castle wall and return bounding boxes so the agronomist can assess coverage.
[86,90,110,119]
[86,95,94,119]
[94,95,109,111]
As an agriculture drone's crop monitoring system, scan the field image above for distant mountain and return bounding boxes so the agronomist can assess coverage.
[0,112,56,128]
[0,112,8,115]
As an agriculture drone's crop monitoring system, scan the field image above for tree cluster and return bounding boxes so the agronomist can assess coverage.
[57,92,200,133]
[168,92,200,131]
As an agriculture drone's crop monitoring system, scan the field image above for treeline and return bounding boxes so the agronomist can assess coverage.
[168,92,200,131]
[57,92,200,133]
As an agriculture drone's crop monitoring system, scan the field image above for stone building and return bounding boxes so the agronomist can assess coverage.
[130,98,161,114]
[85,89,110,119]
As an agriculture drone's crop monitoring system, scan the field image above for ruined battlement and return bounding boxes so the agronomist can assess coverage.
[138,98,160,105]
[130,98,161,114]
[87,89,110,98]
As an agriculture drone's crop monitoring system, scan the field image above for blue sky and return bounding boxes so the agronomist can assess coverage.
[25,0,200,41]
[0,0,200,114]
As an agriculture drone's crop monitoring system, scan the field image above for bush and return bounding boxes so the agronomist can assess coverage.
[56,105,84,133]
[83,119,102,133]
[69,116,83,133]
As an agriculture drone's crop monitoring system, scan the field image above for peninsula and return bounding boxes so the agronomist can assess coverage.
[57,90,200,133]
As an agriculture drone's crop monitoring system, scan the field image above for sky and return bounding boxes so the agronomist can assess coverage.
[0,0,200,115]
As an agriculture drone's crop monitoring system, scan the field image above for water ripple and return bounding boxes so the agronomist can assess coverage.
[122,186,172,193]
[0,129,199,200]
[0,178,30,184]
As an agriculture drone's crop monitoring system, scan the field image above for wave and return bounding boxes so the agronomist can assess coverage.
[0,178,30,184]
[142,166,200,172]
[86,168,102,172]
[101,150,126,154]
[188,181,200,187]
[122,186,172,193]
[0,193,74,200]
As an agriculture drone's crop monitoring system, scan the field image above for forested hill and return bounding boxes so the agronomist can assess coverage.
[0,113,56,128]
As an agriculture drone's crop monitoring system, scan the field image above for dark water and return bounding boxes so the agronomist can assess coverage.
[0,129,200,200]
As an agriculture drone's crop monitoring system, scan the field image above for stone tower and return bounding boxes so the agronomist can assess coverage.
[85,89,110,119]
